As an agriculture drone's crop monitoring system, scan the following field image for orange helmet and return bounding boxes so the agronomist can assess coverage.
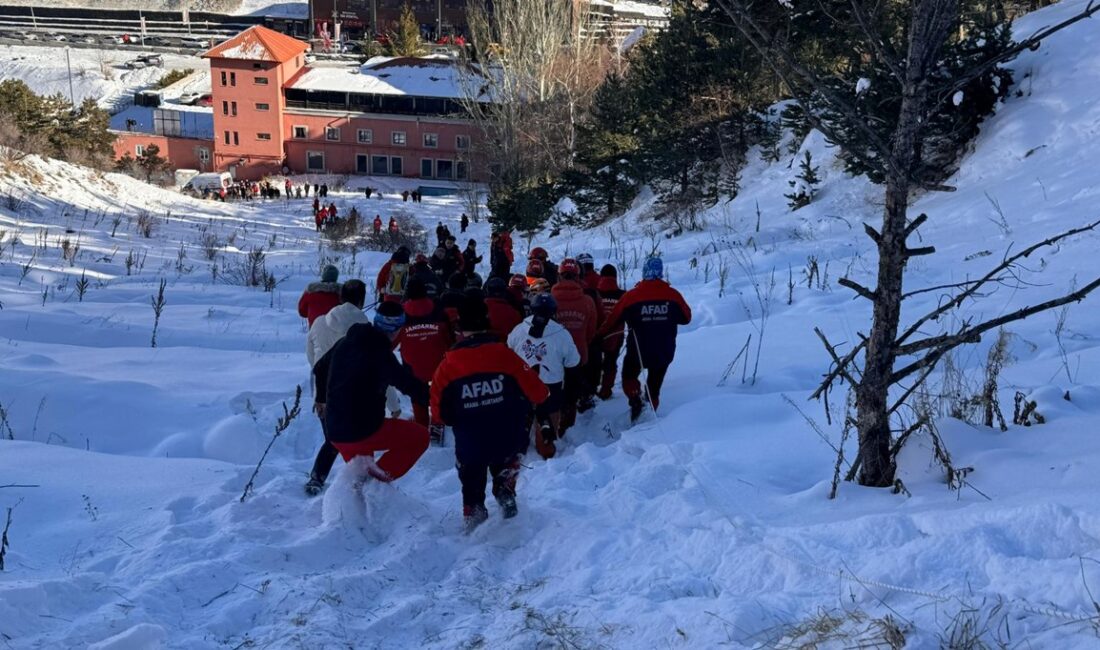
[528,278,550,294]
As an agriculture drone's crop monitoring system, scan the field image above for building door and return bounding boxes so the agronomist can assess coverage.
[356,154,369,174]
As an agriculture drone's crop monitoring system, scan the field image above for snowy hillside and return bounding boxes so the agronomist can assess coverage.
[0,44,203,111]
[2,1,1100,648]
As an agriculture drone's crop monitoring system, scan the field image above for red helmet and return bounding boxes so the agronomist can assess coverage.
[526,259,545,278]
[415,253,429,265]
[529,247,549,261]
[508,273,527,290]
[559,258,581,279]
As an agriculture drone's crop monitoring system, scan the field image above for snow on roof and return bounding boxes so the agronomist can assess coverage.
[289,56,490,101]
[203,25,308,63]
[110,104,214,140]
[591,0,670,19]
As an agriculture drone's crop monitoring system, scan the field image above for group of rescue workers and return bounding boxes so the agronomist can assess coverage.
[297,220,691,532]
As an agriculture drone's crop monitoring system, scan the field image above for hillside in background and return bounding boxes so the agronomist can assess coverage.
[1,1,1100,648]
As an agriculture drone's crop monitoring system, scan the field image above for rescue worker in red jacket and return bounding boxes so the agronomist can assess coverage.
[396,278,455,431]
[373,215,383,234]
[313,301,430,482]
[485,277,524,342]
[297,265,342,328]
[550,259,601,432]
[529,247,558,286]
[599,256,692,421]
[596,264,627,399]
[375,247,411,303]
[577,253,600,291]
[431,296,549,532]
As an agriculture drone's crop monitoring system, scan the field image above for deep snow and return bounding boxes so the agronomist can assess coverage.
[2,2,1100,648]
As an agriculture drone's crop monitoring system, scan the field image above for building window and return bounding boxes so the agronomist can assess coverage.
[222,100,229,116]
[256,102,270,111]
[252,62,262,70]
[357,128,372,144]
[230,72,236,86]
[390,156,403,175]
[293,126,308,139]
[371,155,388,175]
[223,130,231,145]
[198,147,210,164]
[420,158,433,178]
[456,160,469,180]
[356,153,369,174]
[326,127,340,142]
[307,151,325,172]
[254,76,269,85]
[392,131,406,146]
[135,144,145,156]
[436,159,454,180]
[220,71,227,86]
[257,132,272,141]
[423,133,438,148]
[456,134,470,150]
[233,132,239,146]
[231,101,237,117]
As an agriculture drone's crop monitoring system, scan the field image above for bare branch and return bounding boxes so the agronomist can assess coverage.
[863,223,882,245]
[904,213,929,238]
[810,337,867,401]
[904,245,937,258]
[892,276,1100,383]
[896,219,1100,347]
[848,0,906,84]
[815,327,860,387]
[838,277,877,301]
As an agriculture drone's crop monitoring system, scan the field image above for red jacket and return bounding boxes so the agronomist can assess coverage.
[597,276,626,351]
[550,280,599,364]
[430,334,548,463]
[298,281,341,328]
[600,279,691,367]
[397,298,454,383]
[486,297,523,342]
[582,270,600,291]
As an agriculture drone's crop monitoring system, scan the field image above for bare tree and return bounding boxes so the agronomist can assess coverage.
[461,0,610,189]
[716,0,1100,487]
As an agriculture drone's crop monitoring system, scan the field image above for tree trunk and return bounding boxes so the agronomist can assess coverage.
[854,0,957,487]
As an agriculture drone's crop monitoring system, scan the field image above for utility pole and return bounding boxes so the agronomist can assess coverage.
[65,47,76,109]
[437,0,442,40]
[29,5,36,31]
[370,0,378,37]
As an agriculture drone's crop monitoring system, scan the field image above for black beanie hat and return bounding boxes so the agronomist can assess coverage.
[600,264,618,277]
[405,277,428,300]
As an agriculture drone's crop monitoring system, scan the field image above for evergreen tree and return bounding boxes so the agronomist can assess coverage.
[785,151,821,210]
[387,3,427,57]
[135,144,170,183]
[566,73,641,222]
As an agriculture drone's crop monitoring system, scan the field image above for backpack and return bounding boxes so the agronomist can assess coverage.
[385,263,409,298]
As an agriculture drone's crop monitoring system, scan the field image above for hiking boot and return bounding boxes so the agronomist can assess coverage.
[535,425,557,460]
[577,395,596,414]
[597,387,613,401]
[629,396,645,423]
[463,504,489,533]
[304,473,325,497]
[496,493,518,519]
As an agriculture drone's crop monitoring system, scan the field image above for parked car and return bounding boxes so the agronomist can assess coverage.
[180,37,210,49]
[49,33,68,42]
[138,54,164,67]
[80,35,97,45]
[124,59,147,69]
[178,91,202,105]
[194,94,213,107]
[21,32,38,41]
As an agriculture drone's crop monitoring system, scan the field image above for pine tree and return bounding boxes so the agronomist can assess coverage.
[135,144,170,183]
[568,73,641,223]
[387,3,427,57]
[785,150,821,211]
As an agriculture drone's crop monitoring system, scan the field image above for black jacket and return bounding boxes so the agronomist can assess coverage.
[314,323,428,443]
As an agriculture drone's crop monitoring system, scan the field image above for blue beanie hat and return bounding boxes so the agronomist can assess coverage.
[373,301,406,334]
[643,256,664,281]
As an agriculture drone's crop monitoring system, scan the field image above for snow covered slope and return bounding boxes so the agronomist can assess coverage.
[2,1,1100,648]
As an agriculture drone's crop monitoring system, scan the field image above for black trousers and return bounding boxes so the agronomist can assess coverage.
[457,456,520,508]
[309,416,340,483]
[622,343,671,409]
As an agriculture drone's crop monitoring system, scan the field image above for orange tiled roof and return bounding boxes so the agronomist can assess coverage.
[203,26,308,63]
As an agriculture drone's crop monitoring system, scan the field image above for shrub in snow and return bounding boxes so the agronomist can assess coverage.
[785,151,821,211]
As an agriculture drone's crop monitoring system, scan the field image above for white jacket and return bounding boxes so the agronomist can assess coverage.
[507,317,580,385]
[306,303,401,413]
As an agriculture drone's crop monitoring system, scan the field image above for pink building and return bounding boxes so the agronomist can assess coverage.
[110,26,486,183]
[201,26,483,181]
